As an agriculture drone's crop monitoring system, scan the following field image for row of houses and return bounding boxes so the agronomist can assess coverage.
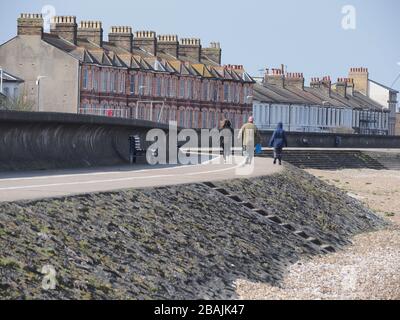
[253,67,398,135]
[0,13,398,135]
[0,14,254,129]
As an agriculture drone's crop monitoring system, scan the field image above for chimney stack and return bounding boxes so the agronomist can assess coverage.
[109,26,133,52]
[133,31,157,56]
[264,68,284,87]
[17,13,43,37]
[346,78,354,96]
[349,67,369,96]
[202,42,222,65]
[321,76,332,96]
[310,77,321,88]
[78,21,103,47]
[50,16,77,44]
[285,72,305,90]
[335,78,348,98]
[157,35,179,58]
[179,38,201,62]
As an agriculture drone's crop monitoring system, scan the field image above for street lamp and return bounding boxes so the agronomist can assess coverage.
[36,75,47,111]
[390,62,400,88]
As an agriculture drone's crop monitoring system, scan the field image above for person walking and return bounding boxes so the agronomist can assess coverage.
[269,122,288,165]
[220,118,234,163]
[238,116,260,164]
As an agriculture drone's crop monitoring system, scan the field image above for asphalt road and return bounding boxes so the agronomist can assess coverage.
[0,155,282,203]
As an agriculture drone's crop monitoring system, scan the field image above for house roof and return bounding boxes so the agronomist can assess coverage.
[41,32,253,83]
[369,79,399,94]
[254,81,387,111]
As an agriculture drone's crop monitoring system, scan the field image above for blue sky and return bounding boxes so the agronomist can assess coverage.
[1,0,399,91]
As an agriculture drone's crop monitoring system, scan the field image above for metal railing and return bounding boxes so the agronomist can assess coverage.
[78,107,130,119]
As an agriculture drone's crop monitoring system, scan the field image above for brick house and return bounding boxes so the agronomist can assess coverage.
[0,14,254,128]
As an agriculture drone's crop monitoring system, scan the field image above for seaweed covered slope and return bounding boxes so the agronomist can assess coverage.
[217,165,385,248]
[0,166,385,300]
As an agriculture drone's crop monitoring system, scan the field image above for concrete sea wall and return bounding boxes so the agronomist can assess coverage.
[0,111,169,171]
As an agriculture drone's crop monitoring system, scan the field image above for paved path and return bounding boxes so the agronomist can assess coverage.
[0,155,282,203]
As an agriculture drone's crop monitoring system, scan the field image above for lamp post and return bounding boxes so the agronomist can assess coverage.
[391,62,400,88]
[36,76,47,112]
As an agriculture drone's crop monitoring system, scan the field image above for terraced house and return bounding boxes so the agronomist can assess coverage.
[253,67,397,135]
[0,14,254,128]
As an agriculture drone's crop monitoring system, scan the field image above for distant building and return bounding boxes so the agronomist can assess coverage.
[253,67,392,136]
[396,113,400,136]
[0,14,254,128]
[349,68,398,135]
[0,69,24,100]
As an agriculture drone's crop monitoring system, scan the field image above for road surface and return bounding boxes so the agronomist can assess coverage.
[0,154,282,203]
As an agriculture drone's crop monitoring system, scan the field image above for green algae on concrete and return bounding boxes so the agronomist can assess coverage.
[0,165,386,300]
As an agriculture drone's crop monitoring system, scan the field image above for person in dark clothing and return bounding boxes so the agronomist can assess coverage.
[269,122,288,165]
[220,118,234,162]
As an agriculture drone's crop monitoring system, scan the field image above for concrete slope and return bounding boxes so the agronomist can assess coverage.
[0,165,385,299]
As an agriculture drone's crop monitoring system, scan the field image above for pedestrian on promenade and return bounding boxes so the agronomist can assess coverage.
[220,118,234,162]
[238,116,260,164]
[269,122,288,165]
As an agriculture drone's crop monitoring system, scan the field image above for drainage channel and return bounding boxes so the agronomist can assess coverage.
[202,181,336,254]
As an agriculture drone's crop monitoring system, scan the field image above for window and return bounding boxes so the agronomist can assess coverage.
[147,75,153,96]
[83,67,89,89]
[179,109,185,127]
[179,79,185,98]
[101,70,107,92]
[165,78,171,97]
[213,83,219,101]
[92,70,98,91]
[171,79,176,97]
[234,84,239,103]
[224,83,229,102]
[156,77,162,97]
[110,73,114,92]
[171,79,177,98]
[107,71,111,92]
[243,85,249,103]
[187,109,193,128]
[203,81,209,101]
[210,111,216,128]
[111,73,117,93]
[187,80,192,99]
[130,74,136,94]
[120,73,125,93]
[201,110,207,128]
[193,110,199,128]
[138,74,145,95]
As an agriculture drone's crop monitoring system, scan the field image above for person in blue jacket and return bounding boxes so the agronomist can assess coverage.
[269,122,288,165]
